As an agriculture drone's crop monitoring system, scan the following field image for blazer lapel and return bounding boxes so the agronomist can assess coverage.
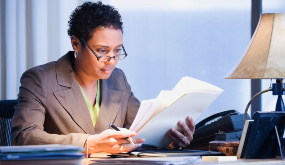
[54,52,95,135]
[94,79,125,133]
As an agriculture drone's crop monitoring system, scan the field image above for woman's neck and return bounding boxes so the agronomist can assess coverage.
[73,61,98,90]
[74,71,97,89]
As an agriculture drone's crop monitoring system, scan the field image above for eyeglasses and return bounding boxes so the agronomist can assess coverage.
[81,39,127,62]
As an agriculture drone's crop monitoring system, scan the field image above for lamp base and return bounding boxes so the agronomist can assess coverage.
[243,79,285,121]
[275,95,285,111]
[273,79,285,111]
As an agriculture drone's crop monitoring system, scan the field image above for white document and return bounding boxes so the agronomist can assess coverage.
[93,156,201,164]
[129,99,154,131]
[130,99,167,132]
[156,90,178,106]
[131,76,223,148]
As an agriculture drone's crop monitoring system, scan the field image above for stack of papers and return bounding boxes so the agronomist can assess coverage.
[130,76,223,148]
[0,144,84,160]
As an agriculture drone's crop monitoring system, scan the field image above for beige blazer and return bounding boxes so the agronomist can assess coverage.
[11,52,140,147]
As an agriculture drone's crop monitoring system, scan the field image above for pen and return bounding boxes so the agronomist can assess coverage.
[109,123,135,146]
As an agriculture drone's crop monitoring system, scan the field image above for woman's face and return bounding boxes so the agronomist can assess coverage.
[76,27,123,80]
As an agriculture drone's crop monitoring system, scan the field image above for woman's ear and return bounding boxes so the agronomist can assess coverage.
[71,35,81,52]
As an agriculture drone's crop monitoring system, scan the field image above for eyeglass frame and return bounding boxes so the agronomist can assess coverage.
[81,39,128,62]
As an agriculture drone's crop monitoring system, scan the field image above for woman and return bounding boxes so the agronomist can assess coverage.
[11,1,194,153]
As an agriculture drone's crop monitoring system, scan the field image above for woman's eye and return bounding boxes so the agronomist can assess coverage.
[98,49,107,54]
[114,49,122,53]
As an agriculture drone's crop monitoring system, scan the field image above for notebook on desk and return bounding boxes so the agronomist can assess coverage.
[129,149,225,157]
[0,144,84,161]
[107,146,225,158]
[92,156,202,164]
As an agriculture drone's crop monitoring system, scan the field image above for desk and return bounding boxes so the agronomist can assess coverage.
[0,158,284,165]
[82,157,285,165]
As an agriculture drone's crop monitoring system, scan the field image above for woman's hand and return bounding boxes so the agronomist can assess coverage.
[85,129,145,154]
[167,116,195,148]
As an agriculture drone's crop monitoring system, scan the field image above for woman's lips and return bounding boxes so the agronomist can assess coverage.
[101,68,113,74]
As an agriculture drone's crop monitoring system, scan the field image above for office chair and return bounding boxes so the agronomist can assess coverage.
[0,100,17,146]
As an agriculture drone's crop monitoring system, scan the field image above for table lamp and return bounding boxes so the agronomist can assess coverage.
[224,13,285,121]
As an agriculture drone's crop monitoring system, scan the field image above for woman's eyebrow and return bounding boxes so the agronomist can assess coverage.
[94,45,109,48]
[94,44,123,48]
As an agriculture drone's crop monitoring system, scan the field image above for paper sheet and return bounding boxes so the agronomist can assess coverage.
[156,90,185,107]
[130,100,167,132]
[130,76,223,148]
[129,99,154,131]
[172,76,222,92]
[137,90,223,148]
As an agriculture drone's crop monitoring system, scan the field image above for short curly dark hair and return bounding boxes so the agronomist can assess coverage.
[67,1,123,42]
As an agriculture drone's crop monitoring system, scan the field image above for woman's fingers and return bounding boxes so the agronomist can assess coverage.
[103,129,145,144]
[186,116,195,133]
[167,117,195,147]
[107,143,142,154]
[101,130,145,153]
[132,137,145,144]
[87,129,145,154]
[108,137,145,146]
[112,137,144,153]
[103,129,138,139]
[167,128,186,147]
[118,143,142,153]
[178,120,194,142]
[178,120,190,136]
[167,129,179,142]
[102,129,144,143]
[108,138,143,153]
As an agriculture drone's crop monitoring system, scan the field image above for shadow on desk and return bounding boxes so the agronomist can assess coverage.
[1,159,83,165]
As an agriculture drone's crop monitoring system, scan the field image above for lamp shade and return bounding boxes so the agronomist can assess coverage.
[224,13,285,79]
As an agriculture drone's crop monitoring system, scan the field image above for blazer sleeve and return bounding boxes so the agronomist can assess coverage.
[11,67,89,146]
[119,69,140,129]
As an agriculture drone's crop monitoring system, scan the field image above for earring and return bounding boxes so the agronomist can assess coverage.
[74,51,78,58]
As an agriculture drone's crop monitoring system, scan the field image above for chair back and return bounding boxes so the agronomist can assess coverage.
[0,100,17,146]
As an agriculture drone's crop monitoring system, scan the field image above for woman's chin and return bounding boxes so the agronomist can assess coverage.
[98,72,113,79]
